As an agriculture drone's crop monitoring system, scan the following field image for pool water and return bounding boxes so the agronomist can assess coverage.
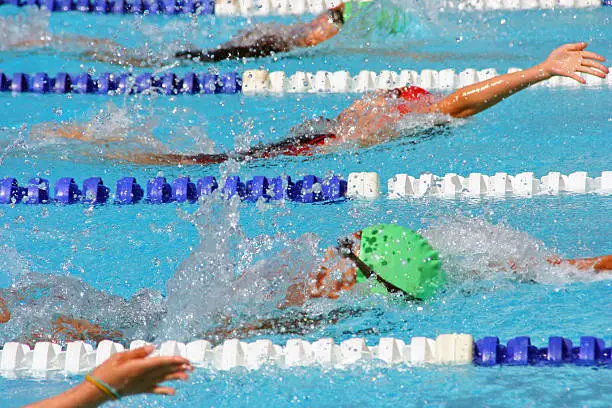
[0,0,611,406]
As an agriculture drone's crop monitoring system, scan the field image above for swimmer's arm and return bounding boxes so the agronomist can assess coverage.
[26,346,192,408]
[428,42,608,118]
[291,5,344,48]
[0,297,10,323]
[30,123,90,141]
[547,255,612,272]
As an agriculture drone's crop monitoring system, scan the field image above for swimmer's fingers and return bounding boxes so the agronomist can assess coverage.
[581,51,606,62]
[576,66,608,79]
[567,72,586,84]
[120,345,156,361]
[138,356,193,374]
[581,59,609,75]
[160,372,190,382]
[147,362,194,381]
[150,386,176,396]
[564,42,588,51]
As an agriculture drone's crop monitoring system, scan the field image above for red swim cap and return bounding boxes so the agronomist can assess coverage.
[394,86,430,115]
[398,86,430,101]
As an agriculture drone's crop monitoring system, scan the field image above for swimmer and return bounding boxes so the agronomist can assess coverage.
[35,42,608,166]
[1,222,610,344]
[26,345,193,407]
[86,2,367,66]
[177,222,612,341]
[174,2,356,63]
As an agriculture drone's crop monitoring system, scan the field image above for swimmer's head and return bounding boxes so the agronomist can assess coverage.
[391,86,431,115]
[356,224,446,300]
[340,1,374,23]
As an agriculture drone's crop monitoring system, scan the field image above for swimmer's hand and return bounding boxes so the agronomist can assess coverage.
[89,345,193,398]
[539,42,608,84]
[26,345,193,408]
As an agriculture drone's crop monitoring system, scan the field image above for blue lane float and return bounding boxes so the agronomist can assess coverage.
[0,71,241,95]
[0,0,215,14]
[474,336,611,366]
[0,175,347,205]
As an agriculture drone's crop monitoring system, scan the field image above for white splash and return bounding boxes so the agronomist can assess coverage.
[422,216,606,284]
[0,9,52,51]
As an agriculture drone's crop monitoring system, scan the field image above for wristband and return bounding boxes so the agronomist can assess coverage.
[85,374,121,401]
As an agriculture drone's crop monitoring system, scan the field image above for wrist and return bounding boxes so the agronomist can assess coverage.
[74,381,112,406]
[533,63,553,80]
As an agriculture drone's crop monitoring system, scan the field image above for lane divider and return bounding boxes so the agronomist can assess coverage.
[446,0,607,10]
[2,68,610,95]
[0,175,347,204]
[0,0,216,14]
[0,72,241,95]
[1,335,610,374]
[1,0,608,16]
[1,171,609,205]
[384,171,612,199]
[241,68,611,93]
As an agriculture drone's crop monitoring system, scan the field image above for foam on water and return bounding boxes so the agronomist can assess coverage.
[423,216,606,285]
[159,197,321,340]
[0,9,52,51]
[18,100,217,162]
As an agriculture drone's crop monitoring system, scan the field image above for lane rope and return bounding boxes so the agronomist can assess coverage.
[1,171,609,205]
[1,334,610,374]
[0,175,347,204]
[1,68,610,95]
[0,0,608,16]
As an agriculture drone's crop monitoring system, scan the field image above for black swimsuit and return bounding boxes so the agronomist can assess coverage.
[186,132,337,165]
[175,34,292,62]
[176,9,344,62]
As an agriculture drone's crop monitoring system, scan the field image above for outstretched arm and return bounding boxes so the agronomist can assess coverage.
[291,4,344,48]
[548,255,612,272]
[431,42,608,118]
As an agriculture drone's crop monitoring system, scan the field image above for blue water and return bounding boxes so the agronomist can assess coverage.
[0,1,611,407]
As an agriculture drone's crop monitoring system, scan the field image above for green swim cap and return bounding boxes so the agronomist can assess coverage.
[356,224,446,300]
[342,2,407,35]
[342,1,373,22]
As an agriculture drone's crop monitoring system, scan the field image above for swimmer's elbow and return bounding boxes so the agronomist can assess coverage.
[434,103,478,118]
[450,109,479,118]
